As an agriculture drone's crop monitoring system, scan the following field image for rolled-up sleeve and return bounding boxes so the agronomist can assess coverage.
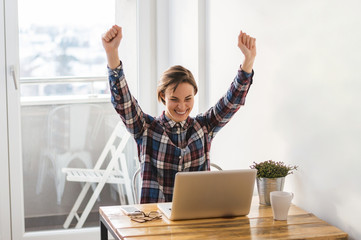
[108,62,145,139]
[203,66,254,138]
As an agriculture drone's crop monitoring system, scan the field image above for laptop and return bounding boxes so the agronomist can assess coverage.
[157,169,256,220]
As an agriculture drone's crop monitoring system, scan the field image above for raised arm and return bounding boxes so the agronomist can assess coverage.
[102,25,122,69]
[102,25,147,139]
[238,31,256,74]
[200,30,256,138]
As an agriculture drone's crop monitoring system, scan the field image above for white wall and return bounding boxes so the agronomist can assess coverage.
[208,0,361,238]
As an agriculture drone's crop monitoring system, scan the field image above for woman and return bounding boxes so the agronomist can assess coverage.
[102,25,256,203]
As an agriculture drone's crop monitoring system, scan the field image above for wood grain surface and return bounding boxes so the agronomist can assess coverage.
[99,198,348,240]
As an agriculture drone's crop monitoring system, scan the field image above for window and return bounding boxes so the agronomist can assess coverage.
[7,0,137,238]
[18,0,115,101]
[16,0,140,233]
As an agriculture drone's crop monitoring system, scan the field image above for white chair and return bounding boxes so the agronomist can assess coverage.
[210,163,223,171]
[36,104,103,204]
[62,122,134,229]
[131,163,223,204]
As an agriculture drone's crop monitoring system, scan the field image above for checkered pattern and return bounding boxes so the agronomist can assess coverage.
[108,62,253,203]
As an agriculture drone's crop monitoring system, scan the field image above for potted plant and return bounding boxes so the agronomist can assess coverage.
[250,160,298,205]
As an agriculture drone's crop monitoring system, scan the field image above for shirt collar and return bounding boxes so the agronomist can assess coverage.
[161,112,188,129]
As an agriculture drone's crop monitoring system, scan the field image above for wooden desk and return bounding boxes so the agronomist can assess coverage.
[99,198,348,240]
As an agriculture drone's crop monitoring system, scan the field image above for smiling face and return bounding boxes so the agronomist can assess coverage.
[161,82,195,122]
[157,65,198,122]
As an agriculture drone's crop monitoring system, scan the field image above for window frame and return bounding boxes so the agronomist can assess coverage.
[5,0,137,239]
[0,0,12,238]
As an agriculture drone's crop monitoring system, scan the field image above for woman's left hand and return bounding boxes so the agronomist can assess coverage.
[238,31,256,73]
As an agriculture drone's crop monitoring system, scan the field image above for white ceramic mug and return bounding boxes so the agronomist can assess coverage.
[270,191,294,221]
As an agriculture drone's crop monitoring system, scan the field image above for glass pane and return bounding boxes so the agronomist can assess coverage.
[18,0,114,78]
[18,0,139,232]
[22,103,138,231]
[18,0,115,98]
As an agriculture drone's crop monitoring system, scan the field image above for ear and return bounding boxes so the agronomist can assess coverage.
[160,92,166,104]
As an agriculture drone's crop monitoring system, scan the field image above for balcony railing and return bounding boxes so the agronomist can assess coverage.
[20,76,110,106]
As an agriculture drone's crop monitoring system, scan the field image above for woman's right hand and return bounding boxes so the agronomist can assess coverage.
[102,25,122,69]
[102,25,122,53]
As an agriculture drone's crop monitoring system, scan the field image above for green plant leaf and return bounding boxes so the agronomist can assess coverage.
[250,160,298,178]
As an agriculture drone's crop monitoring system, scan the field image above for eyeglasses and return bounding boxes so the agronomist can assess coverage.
[130,211,162,223]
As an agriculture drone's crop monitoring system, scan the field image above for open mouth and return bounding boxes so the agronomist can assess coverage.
[175,110,188,115]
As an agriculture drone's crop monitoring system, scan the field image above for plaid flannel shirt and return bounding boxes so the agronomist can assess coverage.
[109,62,253,203]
